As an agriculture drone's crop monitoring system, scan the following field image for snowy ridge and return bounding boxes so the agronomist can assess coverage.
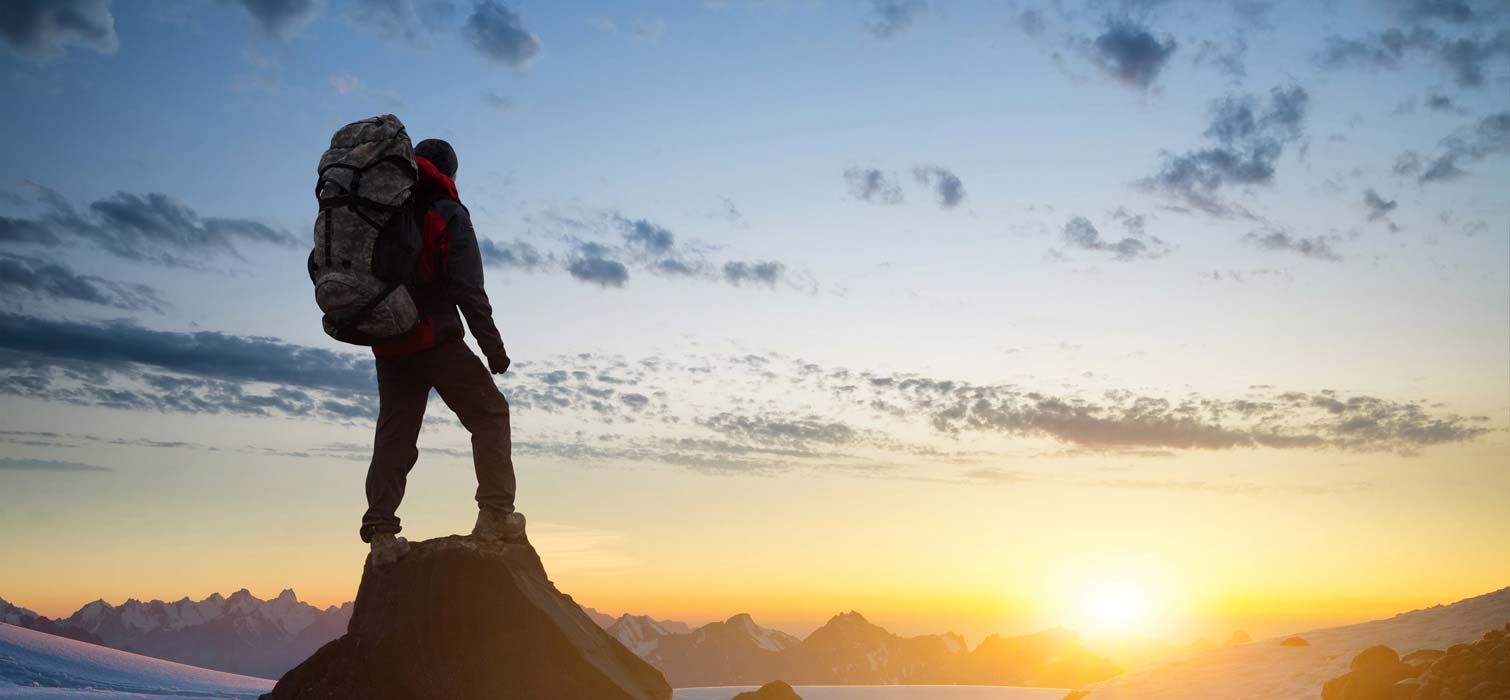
[1081,586,1510,700]
[63,589,335,639]
[608,614,676,656]
[0,598,39,627]
[727,613,800,652]
[0,622,271,699]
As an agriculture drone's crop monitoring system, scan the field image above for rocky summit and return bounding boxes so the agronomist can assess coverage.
[732,681,803,700]
[1322,623,1510,700]
[261,535,671,700]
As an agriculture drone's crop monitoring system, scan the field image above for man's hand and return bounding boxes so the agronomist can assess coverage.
[487,352,511,375]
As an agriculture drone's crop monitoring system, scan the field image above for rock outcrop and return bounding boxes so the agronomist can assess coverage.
[1321,623,1510,700]
[1321,645,1412,700]
[261,536,671,700]
[732,680,803,700]
[1281,636,1311,647]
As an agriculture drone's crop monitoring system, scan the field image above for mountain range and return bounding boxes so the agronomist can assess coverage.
[4,591,1120,687]
[608,608,1119,688]
[0,590,351,679]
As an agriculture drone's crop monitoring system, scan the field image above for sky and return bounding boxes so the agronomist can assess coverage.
[0,0,1507,647]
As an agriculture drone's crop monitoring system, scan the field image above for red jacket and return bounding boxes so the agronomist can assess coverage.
[373,156,505,360]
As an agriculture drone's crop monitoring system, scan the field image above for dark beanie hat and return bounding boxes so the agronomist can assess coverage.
[414,138,458,178]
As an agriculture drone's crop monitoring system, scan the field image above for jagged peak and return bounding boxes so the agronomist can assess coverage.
[823,610,874,627]
[725,612,757,626]
[276,589,299,603]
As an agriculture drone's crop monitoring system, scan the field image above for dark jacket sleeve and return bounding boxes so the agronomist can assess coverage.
[437,202,507,360]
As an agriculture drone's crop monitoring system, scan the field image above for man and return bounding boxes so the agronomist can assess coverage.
[361,138,525,566]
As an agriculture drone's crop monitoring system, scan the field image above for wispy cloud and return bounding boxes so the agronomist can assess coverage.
[865,0,926,39]
[0,457,111,473]
[1139,85,1310,217]
[0,184,296,269]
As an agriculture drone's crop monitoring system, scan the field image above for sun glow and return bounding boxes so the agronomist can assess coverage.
[1079,580,1154,634]
[1052,561,1175,639]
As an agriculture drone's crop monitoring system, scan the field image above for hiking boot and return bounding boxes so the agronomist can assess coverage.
[369,533,410,567]
[472,509,526,543]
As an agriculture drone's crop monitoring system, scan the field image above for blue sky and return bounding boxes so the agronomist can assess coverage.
[1,0,1507,642]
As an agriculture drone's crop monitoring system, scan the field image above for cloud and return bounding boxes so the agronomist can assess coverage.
[1419,154,1467,182]
[0,253,167,312]
[233,0,323,38]
[0,325,1491,471]
[912,166,966,208]
[463,0,542,68]
[1392,150,1425,177]
[865,0,926,39]
[0,314,377,420]
[1243,225,1341,261]
[854,370,1489,455]
[0,457,110,472]
[347,0,455,43]
[1016,9,1046,37]
[505,211,804,292]
[482,91,515,112]
[1317,26,1510,87]
[0,185,296,268]
[844,168,904,204]
[1139,84,1309,217]
[619,217,676,256]
[722,260,786,287]
[1057,216,1169,261]
[1363,188,1398,222]
[1417,111,1510,183]
[1193,36,1247,80]
[478,238,548,270]
[1087,20,1178,90]
[699,412,859,448]
[0,313,375,394]
[1096,478,1371,496]
[0,0,117,62]
[1385,0,1507,24]
[566,243,629,288]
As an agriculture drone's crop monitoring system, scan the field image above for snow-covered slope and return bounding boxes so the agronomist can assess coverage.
[608,614,677,656]
[0,622,271,699]
[1080,586,1510,700]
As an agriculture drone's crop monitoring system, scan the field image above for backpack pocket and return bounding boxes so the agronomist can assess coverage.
[317,274,419,345]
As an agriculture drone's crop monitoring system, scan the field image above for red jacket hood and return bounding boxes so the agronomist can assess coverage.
[415,155,460,202]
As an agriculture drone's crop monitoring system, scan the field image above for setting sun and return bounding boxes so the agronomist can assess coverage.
[1079,581,1154,635]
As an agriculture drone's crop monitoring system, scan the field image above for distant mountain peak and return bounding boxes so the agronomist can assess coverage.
[820,610,877,630]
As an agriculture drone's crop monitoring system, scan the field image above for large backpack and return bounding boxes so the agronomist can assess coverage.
[309,114,423,346]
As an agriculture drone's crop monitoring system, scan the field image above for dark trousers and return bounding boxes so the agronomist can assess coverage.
[360,340,515,542]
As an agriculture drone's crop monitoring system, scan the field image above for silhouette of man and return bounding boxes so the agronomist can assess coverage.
[361,138,525,566]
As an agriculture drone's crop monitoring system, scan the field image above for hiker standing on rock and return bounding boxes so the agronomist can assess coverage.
[360,138,526,564]
[311,118,525,566]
